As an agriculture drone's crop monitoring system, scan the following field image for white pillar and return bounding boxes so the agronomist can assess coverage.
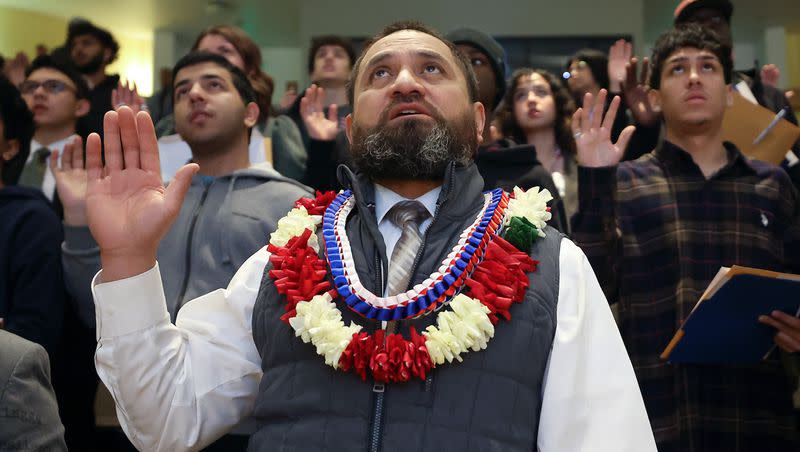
[764,26,787,88]
[153,30,177,94]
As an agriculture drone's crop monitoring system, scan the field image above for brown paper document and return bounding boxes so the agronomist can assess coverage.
[722,92,800,164]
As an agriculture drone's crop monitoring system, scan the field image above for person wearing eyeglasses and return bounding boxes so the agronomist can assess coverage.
[18,55,89,209]
[17,54,95,450]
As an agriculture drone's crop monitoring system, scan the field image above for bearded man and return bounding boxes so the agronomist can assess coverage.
[67,19,120,137]
[87,22,656,451]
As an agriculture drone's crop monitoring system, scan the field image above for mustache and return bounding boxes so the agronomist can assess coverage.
[378,95,443,123]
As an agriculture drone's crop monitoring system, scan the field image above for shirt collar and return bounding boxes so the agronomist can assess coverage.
[374,183,441,224]
[28,134,78,163]
[655,140,757,178]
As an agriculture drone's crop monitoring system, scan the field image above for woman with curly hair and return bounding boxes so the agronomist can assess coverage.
[498,68,579,219]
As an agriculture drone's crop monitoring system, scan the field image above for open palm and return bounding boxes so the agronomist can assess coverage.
[300,84,339,141]
[573,90,635,168]
[85,107,197,280]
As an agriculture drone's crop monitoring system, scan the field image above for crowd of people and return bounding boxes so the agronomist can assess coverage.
[1,0,799,450]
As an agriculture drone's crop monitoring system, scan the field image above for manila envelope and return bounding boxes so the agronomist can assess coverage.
[722,91,800,165]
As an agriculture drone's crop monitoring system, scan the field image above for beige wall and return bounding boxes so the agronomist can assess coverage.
[0,6,154,95]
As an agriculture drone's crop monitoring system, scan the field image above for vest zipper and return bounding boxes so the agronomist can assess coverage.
[175,183,210,312]
[369,252,386,452]
[367,167,453,451]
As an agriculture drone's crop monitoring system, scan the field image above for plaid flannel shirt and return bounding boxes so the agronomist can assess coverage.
[572,141,800,452]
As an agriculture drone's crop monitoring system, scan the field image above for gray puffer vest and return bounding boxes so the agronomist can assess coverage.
[250,163,562,451]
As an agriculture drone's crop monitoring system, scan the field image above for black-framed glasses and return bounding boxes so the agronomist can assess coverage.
[18,79,76,95]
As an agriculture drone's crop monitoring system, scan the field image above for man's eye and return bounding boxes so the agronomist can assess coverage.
[424,65,441,74]
[373,68,389,78]
[702,63,715,72]
[671,66,685,74]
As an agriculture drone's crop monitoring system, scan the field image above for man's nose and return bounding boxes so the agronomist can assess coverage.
[392,68,424,97]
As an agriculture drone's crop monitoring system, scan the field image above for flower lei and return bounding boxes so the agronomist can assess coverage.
[266,186,552,383]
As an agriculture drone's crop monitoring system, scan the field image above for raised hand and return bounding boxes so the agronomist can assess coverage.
[50,136,90,226]
[278,87,298,110]
[300,84,339,141]
[608,39,632,93]
[573,89,635,168]
[85,107,198,281]
[3,51,30,88]
[760,64,780,88]
[622,57,658,127]
[112,80,146,114]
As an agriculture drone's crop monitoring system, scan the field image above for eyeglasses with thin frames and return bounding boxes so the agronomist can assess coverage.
[18,79,77,95]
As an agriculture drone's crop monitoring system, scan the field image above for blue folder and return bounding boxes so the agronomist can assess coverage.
[662,267,800,364]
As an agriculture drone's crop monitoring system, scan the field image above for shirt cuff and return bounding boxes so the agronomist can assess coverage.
[92,263,169,338]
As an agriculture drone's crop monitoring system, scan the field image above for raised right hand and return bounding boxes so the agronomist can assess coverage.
[51,136,89,226]
[86,107,198,281]
[112,80,146,114]
[300,84,339,141]
[573,90,635,168]
[607,39,632,93]
[621,57,659,127]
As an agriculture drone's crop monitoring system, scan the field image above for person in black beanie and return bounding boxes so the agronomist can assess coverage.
[447,28,568,233]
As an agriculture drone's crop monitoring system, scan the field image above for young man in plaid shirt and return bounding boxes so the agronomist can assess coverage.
[571,24,800,451]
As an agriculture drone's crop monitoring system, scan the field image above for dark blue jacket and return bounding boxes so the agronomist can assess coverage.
[0,186,65,358]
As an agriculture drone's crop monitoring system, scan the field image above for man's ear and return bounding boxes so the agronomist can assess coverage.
[1,139,20,162]
[648,88,662,113]
[244,102,259,128]
[75,99,90,118]
[344,113,353,145]
[473,101,486,144]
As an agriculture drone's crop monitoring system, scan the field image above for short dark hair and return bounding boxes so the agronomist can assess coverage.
[649,24,732,90]
[0,75,35,186]
[566,48,610,91]
[25,54,90,99]
[68,20,120,64]
[171,52,257,106]
[308,35,356,74]
[498,68,576,157]
[346,21,479,108]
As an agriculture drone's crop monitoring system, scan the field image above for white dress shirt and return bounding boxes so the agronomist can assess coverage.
[27,135,75,201]
[92,186,657,452]
[374,183,440,267]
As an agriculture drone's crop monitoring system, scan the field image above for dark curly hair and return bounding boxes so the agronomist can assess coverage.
[308,35,356,74]
[498,68,576,157]
[649,23,732,90]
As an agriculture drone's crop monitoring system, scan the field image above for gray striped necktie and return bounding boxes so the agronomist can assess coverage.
[385,200,431,296]
[18,147,51,190]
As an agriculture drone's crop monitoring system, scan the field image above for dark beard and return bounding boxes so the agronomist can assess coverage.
[350,110,477,181]
[74,52,105,74]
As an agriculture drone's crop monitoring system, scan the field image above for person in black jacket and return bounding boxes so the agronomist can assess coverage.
[446,28,568,233]
[0,74,66,359]
[67,19,121,138]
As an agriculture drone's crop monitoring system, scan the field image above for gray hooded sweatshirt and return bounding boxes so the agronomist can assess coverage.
[62,164,312,327]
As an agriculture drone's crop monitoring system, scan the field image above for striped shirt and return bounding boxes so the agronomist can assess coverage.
[572,141,800,451]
